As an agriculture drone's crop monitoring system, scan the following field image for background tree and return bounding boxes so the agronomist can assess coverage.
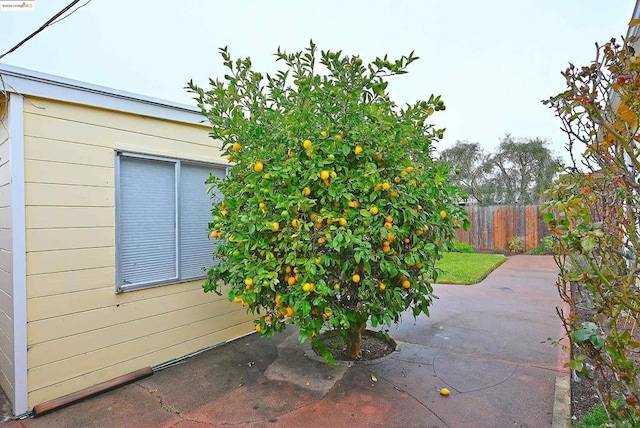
[189,43,468,363]
[488,135,563,205]
[543,34,640,424]
[440,136,562,205]
[439,141,491,204]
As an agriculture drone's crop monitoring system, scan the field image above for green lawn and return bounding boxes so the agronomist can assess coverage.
[434,252,507,285]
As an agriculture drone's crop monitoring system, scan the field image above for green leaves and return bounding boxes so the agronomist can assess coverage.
[192,42,466,363]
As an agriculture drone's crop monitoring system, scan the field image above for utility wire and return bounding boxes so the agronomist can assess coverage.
[50,0,92,26]
[0,0,87,61]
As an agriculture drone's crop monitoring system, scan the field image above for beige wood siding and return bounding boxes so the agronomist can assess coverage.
[0,95,14,403]
[22,97,253,407]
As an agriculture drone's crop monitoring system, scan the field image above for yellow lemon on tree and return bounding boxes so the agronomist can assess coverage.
[303,139,313,149]
[245,278,254,287]
[303,187,311,196]
[440,210,447,219]
[302,282,314,292]
[382,182,390,191]
[232,142,241,152]
[272,222,280,232]
[354,146,363,155]
[370,206,379,215]
[320,170,330,180]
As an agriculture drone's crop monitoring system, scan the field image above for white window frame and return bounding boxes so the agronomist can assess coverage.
[115,151,226,293]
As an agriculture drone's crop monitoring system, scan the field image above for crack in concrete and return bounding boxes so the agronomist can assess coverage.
[374,373,452,428]
[133,382,216,427]
[431,350,519,395]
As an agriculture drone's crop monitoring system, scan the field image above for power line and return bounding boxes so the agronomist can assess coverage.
[0,0,89,61]
[50,0,92,26]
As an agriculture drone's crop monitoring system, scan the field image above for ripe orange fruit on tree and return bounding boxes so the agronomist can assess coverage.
[318,237,326,244]
[245,278,254,287]
[302,282,314,292]
[285,306,294,317]
[254,161,264,172]
[303,139,313,149]
[320,170,330,180]
[385,216,393,224]
[440,210,447,219]
[287,276,296,286]
[255,324,261,333]
[354,146,363,155]
[370,206,379,215]
[384,222,393,230]
[303,187,311,196]
[382,182,390,191]
[339,218,347,226]
[291,219,300,228]
[265,315,272,322]
[402,280,411,289]
[352,274,361,283]
[232,142,241,152]
[379,283,386,291]
[272,222,280,231]
[234,296,243,303]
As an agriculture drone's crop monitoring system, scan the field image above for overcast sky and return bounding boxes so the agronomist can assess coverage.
[0,0,636,160]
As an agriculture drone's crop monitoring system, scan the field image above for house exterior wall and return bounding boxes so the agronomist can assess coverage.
[0,95,14,407]
[22,96,253,407]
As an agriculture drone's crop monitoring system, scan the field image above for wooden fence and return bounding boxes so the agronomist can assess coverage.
[455,205,548,252]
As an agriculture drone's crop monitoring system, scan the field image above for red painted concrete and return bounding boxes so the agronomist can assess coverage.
[5,255,565,428]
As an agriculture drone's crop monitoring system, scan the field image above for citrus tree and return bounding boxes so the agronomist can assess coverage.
[543,35,640,422]
[188,42,468,363]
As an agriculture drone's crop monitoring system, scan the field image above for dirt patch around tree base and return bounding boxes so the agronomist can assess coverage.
[314,330,397,362]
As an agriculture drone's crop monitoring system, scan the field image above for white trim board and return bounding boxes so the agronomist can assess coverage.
[8,93,27,415]
[0,63,208,127]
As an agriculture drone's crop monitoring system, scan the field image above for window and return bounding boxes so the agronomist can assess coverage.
[116,153,225,292]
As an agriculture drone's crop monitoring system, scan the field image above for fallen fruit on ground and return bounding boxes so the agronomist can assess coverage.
[440,388,450,396]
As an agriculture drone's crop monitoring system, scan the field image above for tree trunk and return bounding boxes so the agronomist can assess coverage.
[346,325,364,359]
